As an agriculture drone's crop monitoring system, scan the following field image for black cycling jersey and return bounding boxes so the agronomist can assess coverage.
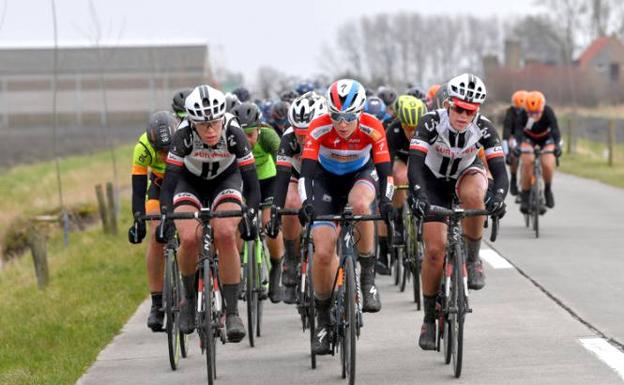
[160,113,261,212]
[408,109,509,200]
[273,127,302,209]
[502,106,522,141]
[386,119,410,164]
[515,104,560,145]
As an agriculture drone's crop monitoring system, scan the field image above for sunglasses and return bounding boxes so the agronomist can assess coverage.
[330,111,359,123]
[450,104,477,116]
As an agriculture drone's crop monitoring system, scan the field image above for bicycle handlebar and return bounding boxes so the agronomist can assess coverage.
[138,209,244,222]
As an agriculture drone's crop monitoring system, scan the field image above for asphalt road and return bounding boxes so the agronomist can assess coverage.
[76,172,624,385]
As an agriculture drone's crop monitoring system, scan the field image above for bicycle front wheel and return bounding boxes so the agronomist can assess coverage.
[202,259,216,385]
[341,256,357,385]
[245,240,257,347]
[451,250,465,378]
[164,249,181,370]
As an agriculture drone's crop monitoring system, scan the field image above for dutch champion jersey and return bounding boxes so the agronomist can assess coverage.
[166,113,255,180]
[409,109,504,179]
[302,113,390,175]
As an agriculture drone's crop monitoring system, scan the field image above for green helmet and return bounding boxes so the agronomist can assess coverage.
[393,95,427,127]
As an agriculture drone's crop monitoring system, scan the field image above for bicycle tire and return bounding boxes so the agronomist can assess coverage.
[344,256,357,385]
[531,187,539,239]
[400,248,408,292]
[256,240,268,337]
[443,275,453,365]
[307,245,317,369]
[393,248,401,286]
[164,250,180,370]
[245,240,257,347]
[202,259,216,385]
[451,252,465,378]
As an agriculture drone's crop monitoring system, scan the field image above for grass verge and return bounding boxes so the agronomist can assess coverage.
[0,204,147,385]
[559,138,624,188]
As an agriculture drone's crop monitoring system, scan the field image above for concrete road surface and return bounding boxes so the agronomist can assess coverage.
[76,172,624,385]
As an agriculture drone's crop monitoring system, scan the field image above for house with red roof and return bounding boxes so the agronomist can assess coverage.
[576,35,624,83]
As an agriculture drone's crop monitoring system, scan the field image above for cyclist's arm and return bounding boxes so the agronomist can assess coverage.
[544,105,561,145]
[299,126,322,203]
[273,135,295,208]
[367,116,393,202]
[385,121,400,163]
[260,125,281,164]
[478,117,509,198]
[131,141,150,217]
[407,113,438,197]
[228,124,261,212]
[514,110,528,143]
[160,126,191,213]
[502,107,514,141]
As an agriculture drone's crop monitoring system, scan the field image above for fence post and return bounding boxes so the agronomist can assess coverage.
[95,184,110,233]
[566,117,574,154]
[608,120,615,167]
[27,226,49,289]
[106,182,118,235]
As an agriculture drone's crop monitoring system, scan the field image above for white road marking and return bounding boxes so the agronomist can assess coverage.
[579,337,624,380]
[480,248,513,269]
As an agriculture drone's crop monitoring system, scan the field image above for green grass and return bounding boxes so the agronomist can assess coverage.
[559,138,624,188]
[0,205,147,385]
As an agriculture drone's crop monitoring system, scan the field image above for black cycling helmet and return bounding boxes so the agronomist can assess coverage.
[433,82,449,110]
[231,102,262,131]
[406,85,426,100]
[271,101,290,122]
[146,111,178,151]
[232,86,251,102]
[377,86,398,106]
[171,88,192,116]
[280,90,298,103]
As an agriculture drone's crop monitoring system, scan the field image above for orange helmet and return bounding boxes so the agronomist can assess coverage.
[511,90,528,109]
[427,84,441,101]
[525,91,546,112]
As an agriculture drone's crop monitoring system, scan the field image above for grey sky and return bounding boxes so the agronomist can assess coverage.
[0,1,538,82]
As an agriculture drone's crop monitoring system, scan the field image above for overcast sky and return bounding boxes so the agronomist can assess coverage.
[0,0,539,82]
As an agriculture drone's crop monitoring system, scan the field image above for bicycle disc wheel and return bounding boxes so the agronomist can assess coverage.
[451,259,465,378]
[164,251,180,370]
[202,260,216,385]
[245,240,257,347]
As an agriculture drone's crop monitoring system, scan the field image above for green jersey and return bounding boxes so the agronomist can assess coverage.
[132,133,166,180]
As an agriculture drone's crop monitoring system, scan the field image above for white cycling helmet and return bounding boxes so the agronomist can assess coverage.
[326,79,367,115]
[224,92,241,112]
[446,73,487,110]
[288,91,328,133]
[185,85,227,123]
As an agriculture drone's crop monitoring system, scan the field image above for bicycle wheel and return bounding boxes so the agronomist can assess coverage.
[443,275,453,365]
[307,246,317,369]
[256,240,268,337]
[393,247,401,286]
[413,241,423,310]
[341,256,357,385]
[531,188,539,238]
[202,259,216,385]
[164,250,181,370]
[245,240,257,347]
[451,247,465,378]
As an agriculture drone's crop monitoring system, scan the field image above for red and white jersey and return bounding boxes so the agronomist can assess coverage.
[302,113,390,175]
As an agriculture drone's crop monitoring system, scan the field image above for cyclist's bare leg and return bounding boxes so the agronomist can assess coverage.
[283,182,302,248]
[348,181,375,255]
[457,172,487,240]
[520,142,536,191]
[311,225,338,299]
[262,206,284,261]
[212,201,242,285]
[174,204,202,277]
[541,143,556,184]
[421,222,448,296]
[392,161,408,208]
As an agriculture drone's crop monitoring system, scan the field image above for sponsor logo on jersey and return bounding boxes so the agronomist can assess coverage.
[192,150,231,159]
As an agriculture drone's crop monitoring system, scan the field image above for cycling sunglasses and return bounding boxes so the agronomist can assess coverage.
[450,104,477,116]
[330,111,359,123]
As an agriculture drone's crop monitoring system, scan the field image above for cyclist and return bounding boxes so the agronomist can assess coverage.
[128,111,179,332]
[408,74,508,350]
[267,91,328,304]
[364,96,387,121]
[515,91,561,212]
[503,90,527,196]
[171,88,192,119]
[270,100,290,136]
[158,85,261,343]
[377,95,428,274]
[431,82,448,110]
[231,102,284,303]
[280,89,299,104]
[225,92,241,112]
[426,84,441,110]
[295,81,315,96]
[406,85,427,101]
[299,79,394,354]
[377,86,398,126]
